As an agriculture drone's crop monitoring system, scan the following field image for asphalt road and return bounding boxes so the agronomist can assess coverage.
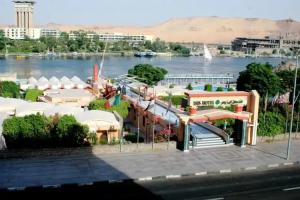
[1,166,300,199]
[141,166,300,200]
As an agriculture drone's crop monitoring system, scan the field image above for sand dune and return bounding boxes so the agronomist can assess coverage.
[3,17,300,44]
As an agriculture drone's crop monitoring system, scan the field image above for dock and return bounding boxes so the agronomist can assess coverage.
[159,74,235,85]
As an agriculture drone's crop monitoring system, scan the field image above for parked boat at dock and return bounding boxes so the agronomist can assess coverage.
[134,50,157,58]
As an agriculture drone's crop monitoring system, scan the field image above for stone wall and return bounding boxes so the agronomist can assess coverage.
[257,133,300,143]
[0,142,177,159]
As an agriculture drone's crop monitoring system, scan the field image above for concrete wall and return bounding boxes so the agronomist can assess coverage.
[0,142,177,159]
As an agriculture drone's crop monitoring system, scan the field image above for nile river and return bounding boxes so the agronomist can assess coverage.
[0,56,292,80]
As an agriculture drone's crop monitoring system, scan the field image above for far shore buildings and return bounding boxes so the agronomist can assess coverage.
[232,35,300,53]
[4,0,154,43]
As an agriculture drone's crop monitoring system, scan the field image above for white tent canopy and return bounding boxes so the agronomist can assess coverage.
[28,77,37,84]
[49,76,60,83]
[49,76,61,89]
[38,76,49,82]
[61,76,70,82]
[20,76,90,91]
[71,76,81,82]
[43,105,83,117]
[15,102,55,117]
[74,110,120,132]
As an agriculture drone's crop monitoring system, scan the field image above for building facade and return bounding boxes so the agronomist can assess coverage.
[13,0,35,32]
[4,27,26,39]
[40,29,60,38]
[69,31,153,43]
[125,87,260,151]
[232,36,300,52]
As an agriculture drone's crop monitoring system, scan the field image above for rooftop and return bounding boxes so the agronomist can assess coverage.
[13,0,35,4]
[184,91,250,98]
[44,89,93,98]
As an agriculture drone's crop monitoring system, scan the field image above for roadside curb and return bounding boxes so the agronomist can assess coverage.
[1,160,299,192]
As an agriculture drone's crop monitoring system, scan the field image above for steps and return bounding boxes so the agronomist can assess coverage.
[190,136,226,149]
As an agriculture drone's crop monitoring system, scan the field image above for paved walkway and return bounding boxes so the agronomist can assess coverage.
[1,140,300,188]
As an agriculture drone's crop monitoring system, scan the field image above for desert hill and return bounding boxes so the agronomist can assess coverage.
[3,17,300,44]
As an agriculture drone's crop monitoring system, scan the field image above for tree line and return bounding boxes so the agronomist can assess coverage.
[0,30,190,55]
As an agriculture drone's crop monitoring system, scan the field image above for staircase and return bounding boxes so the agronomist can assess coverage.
[190,136,226,149]
[189,123,230,149]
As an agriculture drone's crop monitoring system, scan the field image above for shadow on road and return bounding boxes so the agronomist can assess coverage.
[0,146,163,199]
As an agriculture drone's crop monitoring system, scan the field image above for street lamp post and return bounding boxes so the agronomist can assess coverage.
[287,55,298,160]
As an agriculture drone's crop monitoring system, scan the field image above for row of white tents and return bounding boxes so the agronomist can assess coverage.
[20,76,90,91]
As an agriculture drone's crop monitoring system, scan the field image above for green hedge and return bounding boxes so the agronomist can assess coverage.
[25,89,43,102]
[2,114,89,148]
[88,99,130,118]
[257,112,285,137]
[160,95,185,106]
[204,84,213,91]
[0,81,20,98]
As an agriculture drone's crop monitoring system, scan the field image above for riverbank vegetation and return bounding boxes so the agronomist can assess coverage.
[0,30,190,56]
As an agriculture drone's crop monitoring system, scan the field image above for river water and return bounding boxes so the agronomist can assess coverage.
[0,56,291,80]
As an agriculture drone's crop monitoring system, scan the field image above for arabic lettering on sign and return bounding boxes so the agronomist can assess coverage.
[193,99,245,107]
[220,99,243,106]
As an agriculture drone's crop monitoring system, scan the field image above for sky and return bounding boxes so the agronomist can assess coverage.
[0,0,299,26]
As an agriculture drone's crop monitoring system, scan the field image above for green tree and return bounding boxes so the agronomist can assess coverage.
[0,81,20,98]
[237,63,281,110]
[204,84,213,91]
[56,32,69,52]
[24,114,49,139]
[88,99,106,110]
[128,64,168,85]
[56,115,78,140]
[0,30,5,51]
[3,114,89,148]
[186,83,193,90]
[2,117,21,140]
[216,87,224,91]
[3,114,50,148]
[169,43,190,55]
[145,38,168,52]
[257,112,285,137]
[67,124,89,146]
[25,89,43,102]
[40,36,57,52]
[276,69,296,94]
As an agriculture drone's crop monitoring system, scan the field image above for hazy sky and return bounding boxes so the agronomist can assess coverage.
[0,0,299,26]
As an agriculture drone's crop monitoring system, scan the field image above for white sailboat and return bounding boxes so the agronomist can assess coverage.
[203,44,212,61]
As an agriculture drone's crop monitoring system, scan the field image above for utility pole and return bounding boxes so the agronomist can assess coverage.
[136,87,140,148]
[152,89,156,150]
[287,54,298,160]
